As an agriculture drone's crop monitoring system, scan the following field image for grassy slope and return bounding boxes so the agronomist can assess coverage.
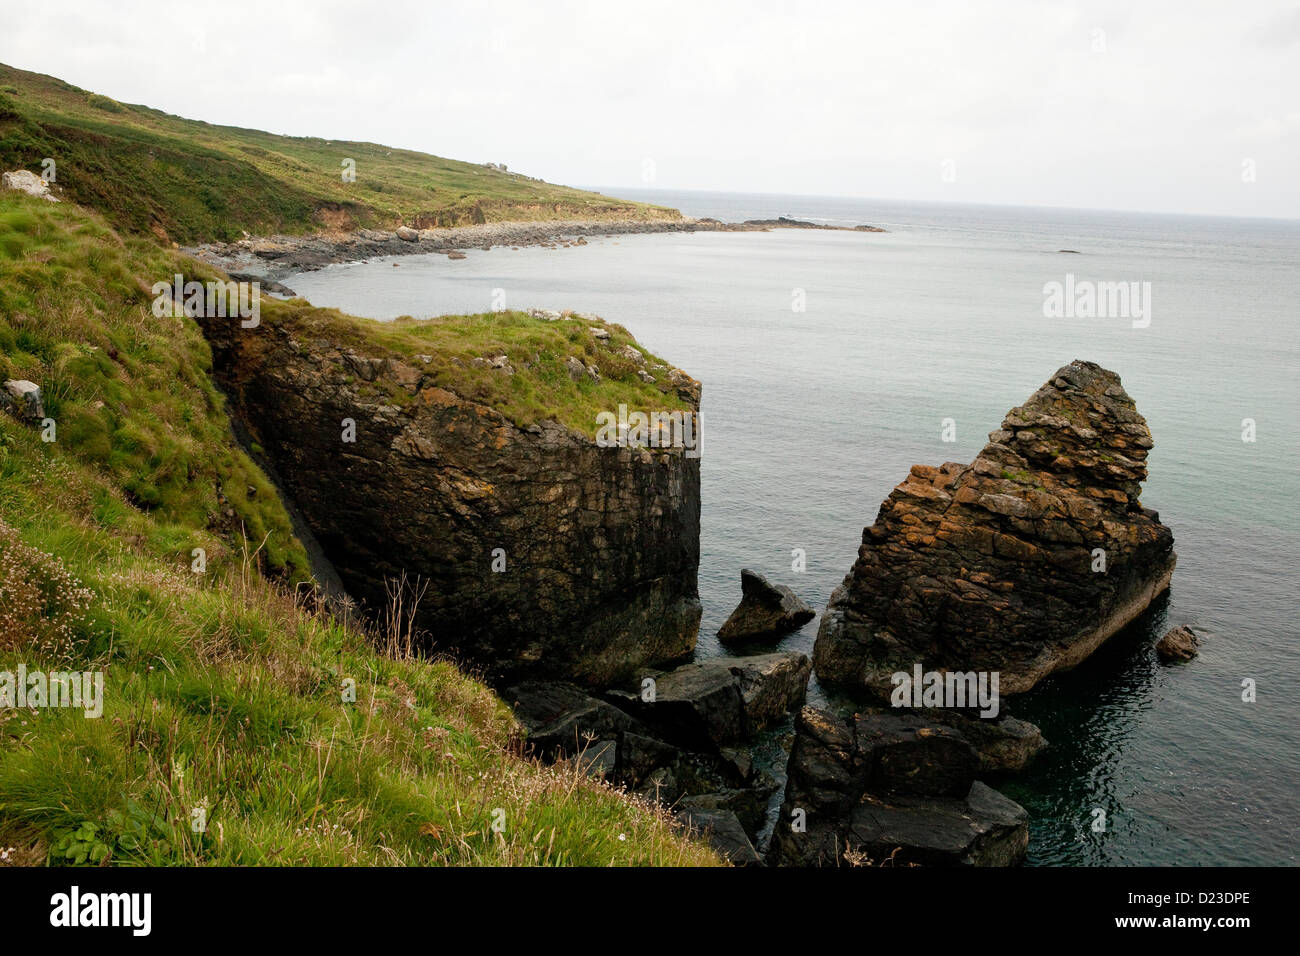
[0,63,680,245]
[0,192,716,866]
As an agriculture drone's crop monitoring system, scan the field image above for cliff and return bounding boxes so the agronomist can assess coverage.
[196,301,704,687]
[814,360,1176,698]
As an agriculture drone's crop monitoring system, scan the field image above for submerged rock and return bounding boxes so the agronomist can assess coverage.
[1156,625,1199,661]
[767,707,1028,867]
[717,568,815,645]
[814,360,1176,698]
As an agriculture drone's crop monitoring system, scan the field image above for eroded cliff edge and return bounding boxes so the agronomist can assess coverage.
[196,304,703,687]
[814,360,1176,698]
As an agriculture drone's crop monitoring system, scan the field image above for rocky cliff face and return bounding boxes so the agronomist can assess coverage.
[815,360,1176,698]
[198,312,702,687]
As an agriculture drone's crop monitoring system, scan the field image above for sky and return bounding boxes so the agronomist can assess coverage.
[2,0,1297,218]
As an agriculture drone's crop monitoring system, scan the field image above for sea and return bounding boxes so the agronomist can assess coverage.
[283,188,1300,866]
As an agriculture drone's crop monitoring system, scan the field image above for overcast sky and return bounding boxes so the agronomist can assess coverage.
[2,0,1296,218]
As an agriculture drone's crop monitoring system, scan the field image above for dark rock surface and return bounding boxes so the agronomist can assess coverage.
[504,681,644,758]
[814,360,1176,699]
[1156,624,1199,661]
[717,568,815,645]
[611,652,811,750]
[768,707,1029,867]
[674,809,762,865]
[196,313,703,687]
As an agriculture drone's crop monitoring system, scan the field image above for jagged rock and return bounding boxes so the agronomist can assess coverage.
[2,380,45,421]
[814,360,1176,699]
[1156,625,1199,661]
[505,681,643,758]
[729,651,812,736]
[395,226,419,241]
[768,707,1028,866]
[1,170,57,202]
[196,314,703,687]
[675,809,762,865]
[717,569,815,645]
[614,652,810,750]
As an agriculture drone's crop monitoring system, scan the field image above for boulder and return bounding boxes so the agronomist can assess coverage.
[675,809,762,866]
[1,170,57,202]
[729,651,812,735]
[395,226,419,242]
[768,707,1028,867]
[504,681,643,758]
[2,380,45,421]
[1156,624,1199,661]
[614,652,811,749]
[717,569,816,645]
[814,360,1176,699]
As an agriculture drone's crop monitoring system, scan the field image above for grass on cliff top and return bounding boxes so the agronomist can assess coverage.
[0,192,718,866]
[265,299,695,435]
[0,62,680,245]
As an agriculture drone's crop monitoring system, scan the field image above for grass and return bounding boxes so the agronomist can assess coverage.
[0,63,681,245]
[259,300,694,434]
[0,191,718,866]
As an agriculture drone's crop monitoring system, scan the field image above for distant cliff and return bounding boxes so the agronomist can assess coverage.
[196,301,703,687]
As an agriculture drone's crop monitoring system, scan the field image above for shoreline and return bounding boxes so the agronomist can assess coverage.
[184,216,887,289]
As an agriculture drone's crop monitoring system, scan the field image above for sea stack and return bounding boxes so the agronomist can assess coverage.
[814,360,1176,698]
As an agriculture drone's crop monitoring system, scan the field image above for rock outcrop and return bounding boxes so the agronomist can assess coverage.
[506,653,810,850]
[814,360,1176,698]
[1,380,45,422]
[767,707,1029,866]
[197,311,703,687]
[2,170,57,202]
[717,568,815,645]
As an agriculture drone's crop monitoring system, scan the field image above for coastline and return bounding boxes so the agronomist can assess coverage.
[185,216,887,288]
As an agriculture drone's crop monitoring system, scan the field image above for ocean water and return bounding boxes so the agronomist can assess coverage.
[284,189,1300,866]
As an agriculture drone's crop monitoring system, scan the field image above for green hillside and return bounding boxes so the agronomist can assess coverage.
[0,63,679,245]
[0,188,714,866]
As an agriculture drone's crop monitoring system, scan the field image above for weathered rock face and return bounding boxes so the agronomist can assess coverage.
[767,707,1029,867]
[717,568,815,645]
[198,315,702,687]
[814,361,1176,698]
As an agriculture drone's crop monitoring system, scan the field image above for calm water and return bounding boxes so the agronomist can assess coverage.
[285,190,1300,866]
